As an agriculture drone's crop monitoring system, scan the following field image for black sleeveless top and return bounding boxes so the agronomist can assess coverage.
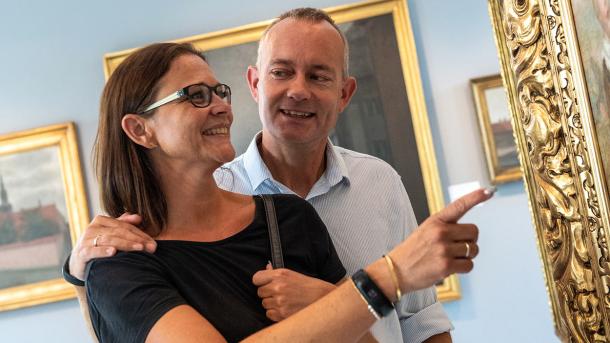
[85,194,345,343]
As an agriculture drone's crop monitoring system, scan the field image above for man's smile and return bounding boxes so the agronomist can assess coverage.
[280,109,315,118]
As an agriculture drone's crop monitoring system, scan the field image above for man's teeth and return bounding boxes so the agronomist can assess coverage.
[203,127,229,135]
[283,110,313,118]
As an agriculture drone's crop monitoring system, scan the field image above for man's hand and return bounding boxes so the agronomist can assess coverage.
[252,264,336,322]
[68,213,156,281]
[387,188,494,294]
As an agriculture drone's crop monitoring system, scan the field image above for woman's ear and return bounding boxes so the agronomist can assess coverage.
[121,114,157,149]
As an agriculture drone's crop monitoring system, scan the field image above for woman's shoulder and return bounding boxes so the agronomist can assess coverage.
[85,251,163,283]
[90,250,160,266]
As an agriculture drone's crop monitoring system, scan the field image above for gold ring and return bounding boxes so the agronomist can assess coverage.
[93,235,102,248]
[465,242,471,258]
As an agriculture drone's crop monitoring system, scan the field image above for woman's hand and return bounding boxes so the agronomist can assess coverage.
[370,188,493,299]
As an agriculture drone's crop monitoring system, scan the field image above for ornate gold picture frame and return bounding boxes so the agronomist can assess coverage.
[471,74,522,184]
[104,0,460,301]
[0,123,89,311]
[489,0,610,340]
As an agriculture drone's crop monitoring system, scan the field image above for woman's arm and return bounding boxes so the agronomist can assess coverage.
[74,286,99,343]
[249,188,489,342]
[130,189,491,343]
[145,267,381,343]
[146,306,227,343]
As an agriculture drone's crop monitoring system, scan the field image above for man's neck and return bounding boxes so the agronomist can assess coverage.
[258,133,327,198]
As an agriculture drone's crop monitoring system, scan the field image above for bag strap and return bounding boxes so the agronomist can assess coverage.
[260,194,284,269]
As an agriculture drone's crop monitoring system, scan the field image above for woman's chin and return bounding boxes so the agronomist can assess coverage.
[218,146,236,164]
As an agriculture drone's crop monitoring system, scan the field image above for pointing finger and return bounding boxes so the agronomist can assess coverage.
[435,187,495,223]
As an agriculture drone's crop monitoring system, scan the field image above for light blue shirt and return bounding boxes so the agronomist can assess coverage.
[215,133,453,343]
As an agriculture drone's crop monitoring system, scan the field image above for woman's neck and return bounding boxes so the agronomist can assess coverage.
[153,162,254,242]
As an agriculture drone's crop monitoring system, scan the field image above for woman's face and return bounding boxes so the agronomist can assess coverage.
[145,54,235,171]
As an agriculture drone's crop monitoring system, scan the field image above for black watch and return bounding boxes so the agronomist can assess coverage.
[351,269,394,317]
[62,255,85,287]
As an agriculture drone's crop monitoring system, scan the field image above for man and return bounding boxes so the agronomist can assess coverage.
[67,8,491,343]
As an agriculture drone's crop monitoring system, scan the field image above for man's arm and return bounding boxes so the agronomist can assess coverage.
[391,173,455,342]
[396,286,454,342]
[67,213,156,280]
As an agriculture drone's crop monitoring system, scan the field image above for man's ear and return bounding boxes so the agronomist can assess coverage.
[246,65,260,103]
[338,76,357,113]
[121,114,157,149]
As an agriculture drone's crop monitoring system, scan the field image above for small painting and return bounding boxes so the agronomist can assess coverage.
[0,123,89,311]
[471,74,521,184]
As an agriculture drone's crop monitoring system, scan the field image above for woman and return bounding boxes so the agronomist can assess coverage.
[87,42,348,342]
[85,42,487,343]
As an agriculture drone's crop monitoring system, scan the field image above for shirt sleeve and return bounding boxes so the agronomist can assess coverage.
[85,251,187,343]
[392,173,453,342]
[302,201,346,284]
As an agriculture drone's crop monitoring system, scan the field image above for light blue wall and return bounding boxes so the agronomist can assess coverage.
[0,1,557,342]
[407,2,557,342]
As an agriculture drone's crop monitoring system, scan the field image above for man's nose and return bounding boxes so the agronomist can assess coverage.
[286,74,311,102]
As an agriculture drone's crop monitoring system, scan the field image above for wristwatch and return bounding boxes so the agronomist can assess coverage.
[351,269,394,318]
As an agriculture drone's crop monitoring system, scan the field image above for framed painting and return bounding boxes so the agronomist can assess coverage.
[104,0,460,301]
[489,0,610,340]
[0,122,89,311]
[470,74,521,184]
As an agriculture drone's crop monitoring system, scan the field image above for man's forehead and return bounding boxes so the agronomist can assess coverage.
[261,19,344,67]
[264,18,343,47]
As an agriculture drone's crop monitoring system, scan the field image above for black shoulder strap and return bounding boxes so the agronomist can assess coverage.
[260,194,284,269]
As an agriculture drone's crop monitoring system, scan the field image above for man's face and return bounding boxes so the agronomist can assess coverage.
[247,19,356,147]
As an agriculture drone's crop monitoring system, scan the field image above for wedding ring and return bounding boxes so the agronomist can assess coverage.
[93,235,102,248]
[464,242,471,259]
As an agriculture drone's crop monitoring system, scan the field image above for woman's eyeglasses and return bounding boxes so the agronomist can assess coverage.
[139,83,231,114]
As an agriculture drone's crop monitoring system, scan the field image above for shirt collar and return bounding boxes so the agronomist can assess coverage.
[242,132,274,192]
[323,138,350,188]
[242,132,351,193]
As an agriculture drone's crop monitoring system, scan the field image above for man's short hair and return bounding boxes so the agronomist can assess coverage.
[256,7,350,78]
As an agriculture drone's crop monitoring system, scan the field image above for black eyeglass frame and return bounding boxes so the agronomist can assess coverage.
[139,83,231,114]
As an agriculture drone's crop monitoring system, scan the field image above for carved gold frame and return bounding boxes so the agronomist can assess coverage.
[0,123,89,311]
[103,0,459,301]
[471,74,522,184]
[490,0,610,340]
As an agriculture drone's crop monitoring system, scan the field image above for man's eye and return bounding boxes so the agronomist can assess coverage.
[311,74,331,82]
[270,70,290,78]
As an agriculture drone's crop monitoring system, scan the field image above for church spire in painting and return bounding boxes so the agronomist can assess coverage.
[0,175,12,213]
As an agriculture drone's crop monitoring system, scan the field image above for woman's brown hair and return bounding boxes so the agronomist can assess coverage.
[93,42,206,236]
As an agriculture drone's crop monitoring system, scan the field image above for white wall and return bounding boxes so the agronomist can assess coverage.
[0,1,558,342]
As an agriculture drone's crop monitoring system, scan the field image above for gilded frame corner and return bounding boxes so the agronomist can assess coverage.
[104,0,459,302]
[489,0,610,340]
[0,122,89,312]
